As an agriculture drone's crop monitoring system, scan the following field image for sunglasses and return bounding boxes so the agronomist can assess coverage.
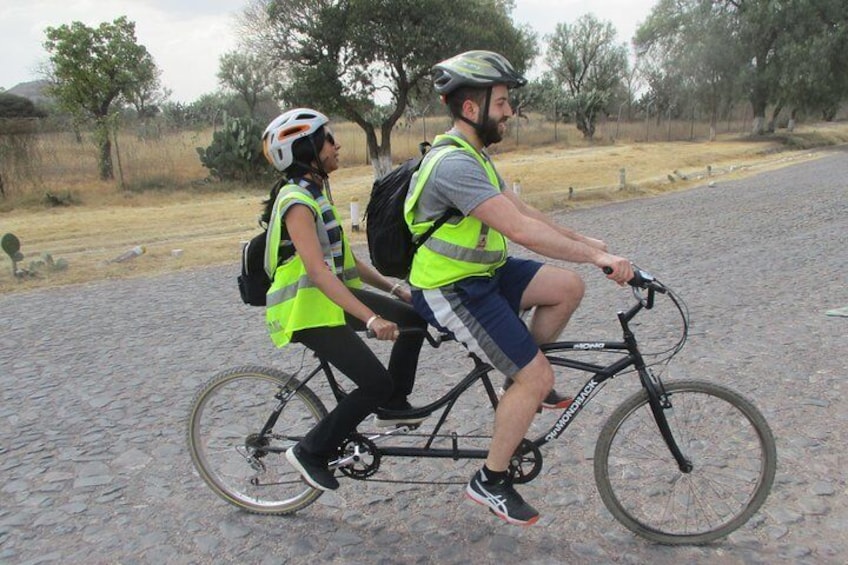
[324,130,336,146]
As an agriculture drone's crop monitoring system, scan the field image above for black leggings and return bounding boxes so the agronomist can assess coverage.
[292,288,427,458]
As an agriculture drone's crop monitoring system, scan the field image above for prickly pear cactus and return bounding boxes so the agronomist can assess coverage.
[196,114,271,182]
[2,233,68,279]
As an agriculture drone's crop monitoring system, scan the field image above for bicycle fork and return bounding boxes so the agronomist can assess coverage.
[642,368,693,473]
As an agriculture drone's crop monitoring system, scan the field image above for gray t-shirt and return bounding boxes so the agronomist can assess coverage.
[409,130,506,224]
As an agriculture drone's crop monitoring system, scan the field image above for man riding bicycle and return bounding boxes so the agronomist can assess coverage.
[404,50,633,525]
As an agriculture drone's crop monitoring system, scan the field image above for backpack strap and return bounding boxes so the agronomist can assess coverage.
[409,136,465,251]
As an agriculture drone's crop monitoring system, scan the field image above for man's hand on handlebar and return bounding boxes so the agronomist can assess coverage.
[598,255,634,285]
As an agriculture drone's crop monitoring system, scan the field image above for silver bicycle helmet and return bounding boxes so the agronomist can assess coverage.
[262,108,329,172]
[432,50,527,95]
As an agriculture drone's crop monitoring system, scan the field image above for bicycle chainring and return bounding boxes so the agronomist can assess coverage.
[509,439,543,484]
[337,433,381,479]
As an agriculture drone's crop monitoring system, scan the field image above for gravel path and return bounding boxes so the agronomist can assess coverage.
[1,146,846,564]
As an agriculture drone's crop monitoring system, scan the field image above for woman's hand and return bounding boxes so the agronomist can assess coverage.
[367,315,400,341]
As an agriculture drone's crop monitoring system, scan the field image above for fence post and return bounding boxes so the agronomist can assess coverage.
[350,198,361,232]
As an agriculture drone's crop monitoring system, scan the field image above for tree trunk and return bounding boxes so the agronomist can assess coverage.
[372,151,393,179]
[749,64,769,135]
[576,112,595,140]
[364,126,394,179]
[710,105,718,141]
[767,103,783,133]
[95,119,114,180]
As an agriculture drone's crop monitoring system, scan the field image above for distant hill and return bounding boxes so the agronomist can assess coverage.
[6,80,53,106]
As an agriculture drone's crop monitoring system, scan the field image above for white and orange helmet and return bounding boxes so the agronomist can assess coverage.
[262,108,329,171]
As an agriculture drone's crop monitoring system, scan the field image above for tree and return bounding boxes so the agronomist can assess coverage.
[217,51,277,119]
[716,1,793,134]
[772,0,848,123]
[125,72,165,120]
[545,14,628,140]
[43,17,159,180]
[636,0,746,139]
[241,0,536,177]
[0,93,48,119]
[638,0,847,135]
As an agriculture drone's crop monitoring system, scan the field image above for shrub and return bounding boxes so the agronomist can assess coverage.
[0,93,47,119]
[196,114,271,182]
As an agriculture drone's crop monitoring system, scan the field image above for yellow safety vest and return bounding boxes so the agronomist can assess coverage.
[404,134,507,289]
[265,183,361,347]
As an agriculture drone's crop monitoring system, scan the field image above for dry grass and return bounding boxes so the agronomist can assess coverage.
[2,120,847,294]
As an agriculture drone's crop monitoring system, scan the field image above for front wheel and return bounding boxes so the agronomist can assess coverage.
[594,379,776,545]
[187,366,328,514]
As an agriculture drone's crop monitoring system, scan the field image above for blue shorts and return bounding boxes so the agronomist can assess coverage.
[411,257,543,377]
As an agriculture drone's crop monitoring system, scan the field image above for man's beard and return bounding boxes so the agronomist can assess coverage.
[480,116,506,146]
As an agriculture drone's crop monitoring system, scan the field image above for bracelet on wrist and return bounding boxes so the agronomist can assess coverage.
[366,314,381,330]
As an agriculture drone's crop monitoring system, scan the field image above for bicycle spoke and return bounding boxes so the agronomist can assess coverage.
[594,380,776,544]
[187,367,327,514]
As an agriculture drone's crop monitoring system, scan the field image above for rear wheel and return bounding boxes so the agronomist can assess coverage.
[594,379,776,545]
[187,366,328,514]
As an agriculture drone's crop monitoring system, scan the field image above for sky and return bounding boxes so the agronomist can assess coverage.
[0,0,657,104]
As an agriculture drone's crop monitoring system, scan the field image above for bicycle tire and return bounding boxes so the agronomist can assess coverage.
[593,379,776,545]
[187,365,328,514]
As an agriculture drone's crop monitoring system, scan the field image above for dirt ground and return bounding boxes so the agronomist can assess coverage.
[1,122,846,294]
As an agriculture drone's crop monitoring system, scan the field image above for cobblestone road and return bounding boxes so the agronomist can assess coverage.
[1,147,847,564]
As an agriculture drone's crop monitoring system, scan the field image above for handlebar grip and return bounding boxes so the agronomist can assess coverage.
[603,265,667,293]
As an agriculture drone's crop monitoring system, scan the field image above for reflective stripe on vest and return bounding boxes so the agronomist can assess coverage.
[266,266,360,307]
[422,236,504,264]
[405,134,507,288]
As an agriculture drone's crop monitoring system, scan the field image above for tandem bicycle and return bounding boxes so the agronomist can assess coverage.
[187,267,776,545]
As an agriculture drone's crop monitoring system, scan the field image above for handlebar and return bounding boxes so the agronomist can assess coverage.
[603,265,667,294]
[366,326,453,348]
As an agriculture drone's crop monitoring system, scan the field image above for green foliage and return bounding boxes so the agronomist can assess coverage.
[0,93,48,118]
[217,51,276,119]
[1,233,23,261]
[545,14,628,139]
[636,0,848,132]
[636,0,746,126]
[247,0,536,176]
[196,114,271,182]
[43,16,160,179]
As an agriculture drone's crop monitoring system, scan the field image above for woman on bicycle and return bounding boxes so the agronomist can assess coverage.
[261,108,428,491]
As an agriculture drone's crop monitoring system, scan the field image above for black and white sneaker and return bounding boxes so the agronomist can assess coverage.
[465,469,540,525]
[374,401,428,428]
[286,444,339,491]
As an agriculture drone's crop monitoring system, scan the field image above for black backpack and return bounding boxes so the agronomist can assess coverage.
[237,231,270,306]
[365,140,459,278]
